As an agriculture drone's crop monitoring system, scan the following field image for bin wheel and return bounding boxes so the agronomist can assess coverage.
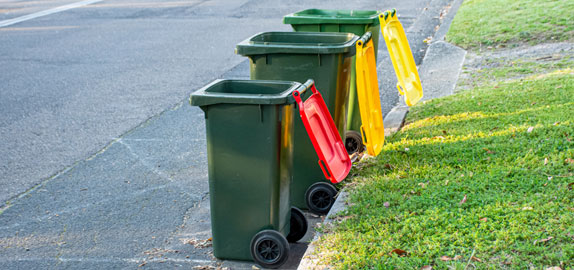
[250,230,289,269]
[345,130,364,155]
[305,182,338,215]
[286,207,308,243]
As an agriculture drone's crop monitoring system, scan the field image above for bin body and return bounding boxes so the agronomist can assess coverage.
[236,32,357,209]
[284,9,381,134]
[190,80,298,260]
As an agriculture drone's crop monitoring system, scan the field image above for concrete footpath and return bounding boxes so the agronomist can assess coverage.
[0,0,464,269]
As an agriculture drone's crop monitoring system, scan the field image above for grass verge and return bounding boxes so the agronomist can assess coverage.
[446,0,574,49]
[315,68,574,269]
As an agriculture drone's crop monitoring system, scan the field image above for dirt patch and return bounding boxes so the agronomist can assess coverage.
[456,42,574,91]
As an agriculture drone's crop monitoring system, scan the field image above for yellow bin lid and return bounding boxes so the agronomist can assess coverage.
[380,9,423,106]
[355,32,384,156]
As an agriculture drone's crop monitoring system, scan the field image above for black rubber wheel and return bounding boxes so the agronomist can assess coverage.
[305,182,338,215]
[250,230,289,269]
[345,130,365,155]
[286,207,308,243]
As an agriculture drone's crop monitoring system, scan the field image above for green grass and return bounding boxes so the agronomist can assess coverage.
[446,0,574,49]
[316,68,574,269]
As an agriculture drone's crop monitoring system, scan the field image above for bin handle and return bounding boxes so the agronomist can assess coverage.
[292,79,317,106]
[318,159,332,180]
[357,32,373,47]
[360,125,368,146]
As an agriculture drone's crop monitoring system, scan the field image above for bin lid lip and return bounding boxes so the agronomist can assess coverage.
[236,31,359,56]
[190,79,302,107]
[284,9,381,25]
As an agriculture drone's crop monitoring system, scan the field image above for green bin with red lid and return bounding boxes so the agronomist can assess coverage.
[190,79,350,268]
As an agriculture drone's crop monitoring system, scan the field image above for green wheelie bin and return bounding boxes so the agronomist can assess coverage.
[236,31,358,215]
[284,9,381,155]
[190,80,310,269]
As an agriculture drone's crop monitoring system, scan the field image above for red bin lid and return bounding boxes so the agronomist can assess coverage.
[292,81,352,184]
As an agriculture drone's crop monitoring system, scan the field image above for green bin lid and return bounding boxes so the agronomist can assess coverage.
[283,9,380,25]
[235,31,358,56]
[190,79,301,107]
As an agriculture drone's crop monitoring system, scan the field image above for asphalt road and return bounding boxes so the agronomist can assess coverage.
[0,0,452,268]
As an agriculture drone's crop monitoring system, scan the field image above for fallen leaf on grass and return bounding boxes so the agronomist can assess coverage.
[480,217,488,222]
[545,267,562,270]
[390,248,408,257]
[566,158,574,164]
[534,236,553,245]
[459,194,467,205]
[471,256,482,262]
[527,127,534,133]
[454,255,462,260]
[483,148,495,154]
[421,266,433,270]
[334,215,354,222]
[383,202,390,208]
[544,158,549,165]
[440,256,452,261]
[522,206,533,211]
